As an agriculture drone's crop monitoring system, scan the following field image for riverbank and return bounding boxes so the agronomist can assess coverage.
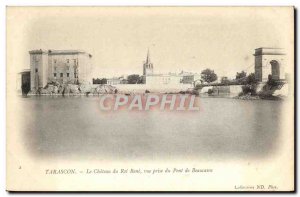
[24,81,289,101]
[234,94,260,100]
[234,93,287,100]
[27,83,118,96]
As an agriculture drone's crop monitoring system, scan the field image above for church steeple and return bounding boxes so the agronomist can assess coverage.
[143,48,154,76]
[146,48,150,64]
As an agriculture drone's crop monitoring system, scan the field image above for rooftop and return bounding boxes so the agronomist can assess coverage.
[18,69,30,74]
[146,73,183,77]
[29,49,91,56]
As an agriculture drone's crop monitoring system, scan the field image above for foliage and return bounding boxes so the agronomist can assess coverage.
[207,88,214,95]
[245,73,257,85]
[127,74,142,84]
[201,69,218,83]
[241,73,258,95]
[236,71,247,80]
[241,84,257,95]
[267,74,280,86]
[93,78,107,84]
[221,77,230,84]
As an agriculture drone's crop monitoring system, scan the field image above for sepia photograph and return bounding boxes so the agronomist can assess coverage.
[6,6,295,192]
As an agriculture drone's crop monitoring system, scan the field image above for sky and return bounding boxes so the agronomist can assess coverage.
[7,7,294,79]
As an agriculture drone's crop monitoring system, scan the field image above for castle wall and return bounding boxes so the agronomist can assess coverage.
[30,52,48,90]
[29,50,92,91]
[48,54,79,84]
[77,53,93,84]
[144,75,183,85]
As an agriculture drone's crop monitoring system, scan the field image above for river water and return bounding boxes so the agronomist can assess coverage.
[18,95,282,160]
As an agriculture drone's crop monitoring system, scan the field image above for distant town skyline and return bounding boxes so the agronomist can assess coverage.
[8,7,293,78]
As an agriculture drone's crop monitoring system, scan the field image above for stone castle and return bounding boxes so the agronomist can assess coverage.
[28,49,93,91]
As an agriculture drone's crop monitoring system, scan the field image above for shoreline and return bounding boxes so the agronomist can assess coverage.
[234,94,285,101]
[20,93,286,101]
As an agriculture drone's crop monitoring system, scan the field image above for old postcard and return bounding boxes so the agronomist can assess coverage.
[6,7,294,191]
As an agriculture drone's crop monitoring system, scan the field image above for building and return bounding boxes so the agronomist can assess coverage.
[143,49,153,76]
[143,74,183,85]
[140,50,201,86]
[141,50,183,85]
[29,49,93,91]
[181,73,202,84]
[17,69,31,94]
[106,75,128,85]
[119,76,128,84]
[254,47,286,82]
[107,77,121,85]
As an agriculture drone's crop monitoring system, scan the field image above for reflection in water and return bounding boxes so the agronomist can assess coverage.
[19,96,282,160]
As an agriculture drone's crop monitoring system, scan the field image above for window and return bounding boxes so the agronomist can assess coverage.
[73,59,77,64]
[35,68,38,73]
[60,73,63,77]
[66,66,70,70]
[54,73,57,77]
[54,59,57,63]
[66,59,69,63]
[54,66,57,71]
[67,73,70,77]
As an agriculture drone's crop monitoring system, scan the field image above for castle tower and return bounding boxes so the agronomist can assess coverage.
[29,49,49,91]
[143,49,154,75]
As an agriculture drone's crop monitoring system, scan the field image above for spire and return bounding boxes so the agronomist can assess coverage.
[143,48,153,75]
[146,48,150,64]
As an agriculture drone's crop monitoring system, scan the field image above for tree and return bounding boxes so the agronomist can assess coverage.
[93,78,99,84]
[236,71,247,80]
[246,73,257,85]
[93,78,107,84]
[221,77,230,84]
[207,88,214,95]
[127,74,141,84]
[201,69,218,83]
[241,73,258,95]
[101,78,107,84]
